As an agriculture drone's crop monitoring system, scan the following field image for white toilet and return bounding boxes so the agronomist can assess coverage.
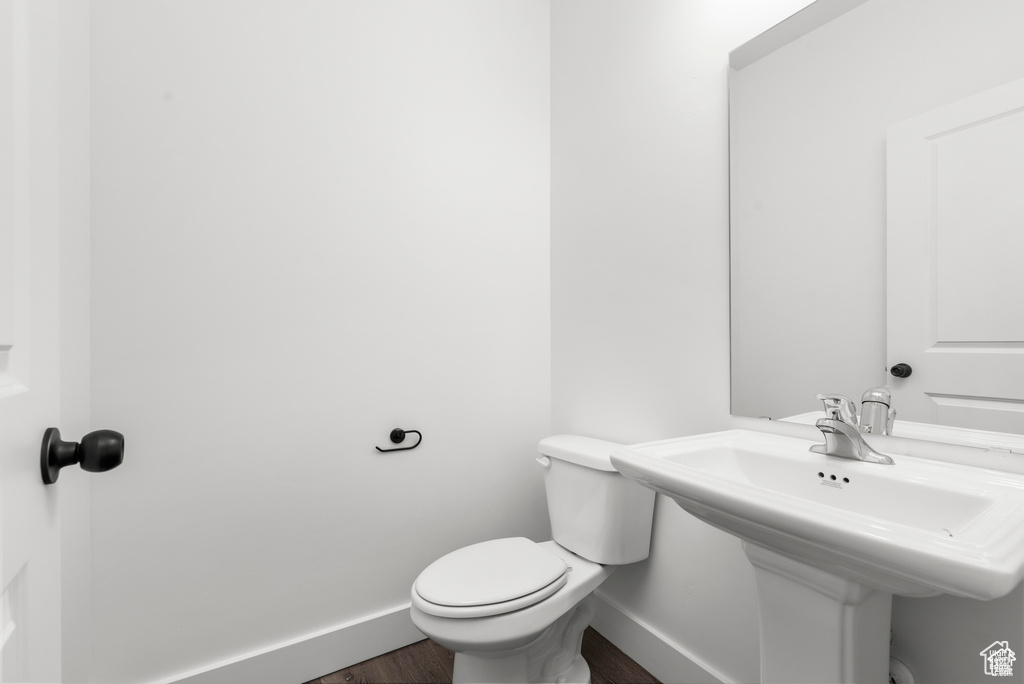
[410,435,656,684]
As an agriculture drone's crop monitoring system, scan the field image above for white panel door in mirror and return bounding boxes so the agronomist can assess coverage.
[888,77,1024,433]
[935,115,1024,342]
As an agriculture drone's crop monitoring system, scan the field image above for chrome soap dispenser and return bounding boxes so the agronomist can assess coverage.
[859,387,896,435]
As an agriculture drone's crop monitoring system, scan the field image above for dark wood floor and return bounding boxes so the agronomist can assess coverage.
[305,627,659,684]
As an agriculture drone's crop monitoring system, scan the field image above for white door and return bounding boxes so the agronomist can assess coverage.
[1,1,64,681]
[887,77,1024,434]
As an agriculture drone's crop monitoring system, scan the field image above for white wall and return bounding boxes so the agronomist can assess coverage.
[551,1,814,682]
[89,2,551,682]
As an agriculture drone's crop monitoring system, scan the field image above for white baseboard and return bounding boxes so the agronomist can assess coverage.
[156,603,424,684]
[591,592,730,684]
[155,594,726,684]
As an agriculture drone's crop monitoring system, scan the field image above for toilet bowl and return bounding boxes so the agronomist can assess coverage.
[409,436,656,684]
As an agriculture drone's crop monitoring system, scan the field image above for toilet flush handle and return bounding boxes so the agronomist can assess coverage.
[536,456,552,470]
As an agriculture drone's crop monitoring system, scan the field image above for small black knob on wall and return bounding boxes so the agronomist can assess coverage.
[890,363,913,378]
[41,427,124,485]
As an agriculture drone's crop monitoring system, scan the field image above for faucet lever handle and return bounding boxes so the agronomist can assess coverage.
[815,393,858,424]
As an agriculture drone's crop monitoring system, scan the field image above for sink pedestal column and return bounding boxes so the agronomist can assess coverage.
[744,543,892,684]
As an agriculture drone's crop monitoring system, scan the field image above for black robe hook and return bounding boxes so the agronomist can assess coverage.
[376,428,422,453]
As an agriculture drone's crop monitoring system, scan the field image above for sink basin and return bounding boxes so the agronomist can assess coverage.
[613,429,1024,682]
[611,429,1024,600]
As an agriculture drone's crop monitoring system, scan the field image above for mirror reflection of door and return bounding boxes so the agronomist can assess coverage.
[887,77,1024,433]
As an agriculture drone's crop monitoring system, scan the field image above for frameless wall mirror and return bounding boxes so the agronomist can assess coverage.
[729,0,1024,434]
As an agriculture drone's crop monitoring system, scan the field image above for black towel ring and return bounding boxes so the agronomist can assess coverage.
[376,428,422,453]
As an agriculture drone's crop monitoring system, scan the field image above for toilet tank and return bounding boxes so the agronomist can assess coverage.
[537,435,656,565]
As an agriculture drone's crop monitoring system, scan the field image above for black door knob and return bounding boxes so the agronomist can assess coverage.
[41,427,124,485]
[890,363,913,379]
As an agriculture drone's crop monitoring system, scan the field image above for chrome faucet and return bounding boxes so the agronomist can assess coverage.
[811,393,894,465]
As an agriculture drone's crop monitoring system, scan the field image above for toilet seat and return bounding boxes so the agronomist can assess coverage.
[412,538,569,619]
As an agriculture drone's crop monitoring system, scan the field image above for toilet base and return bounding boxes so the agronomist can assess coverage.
[451,595,596,684]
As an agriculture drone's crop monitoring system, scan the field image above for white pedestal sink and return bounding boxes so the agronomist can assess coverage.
[745,543,892,683]
[611,430,1024,684]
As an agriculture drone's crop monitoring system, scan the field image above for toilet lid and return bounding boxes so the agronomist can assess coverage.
[414,537,568,610]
